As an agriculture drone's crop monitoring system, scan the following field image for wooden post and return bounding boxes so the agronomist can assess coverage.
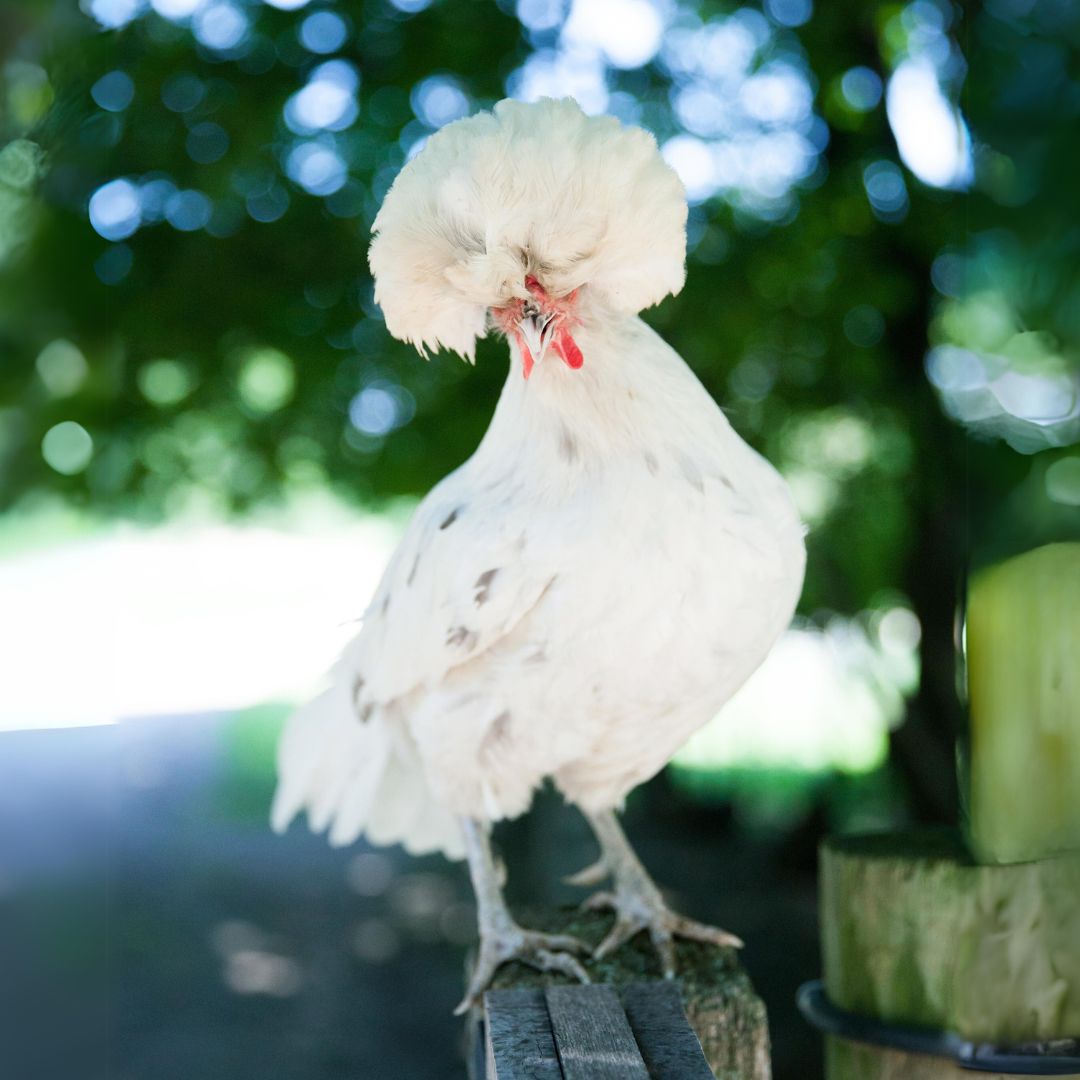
[967,542,1080,863]
[466,907,771,1080]
[819,830,1080,1078]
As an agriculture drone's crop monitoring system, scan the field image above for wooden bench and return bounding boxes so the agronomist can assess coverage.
[481,982,714,1079]
[466,908,772,1079]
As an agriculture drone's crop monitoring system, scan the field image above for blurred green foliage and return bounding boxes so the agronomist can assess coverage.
[215,702,289,821]
[1,0,1079,809]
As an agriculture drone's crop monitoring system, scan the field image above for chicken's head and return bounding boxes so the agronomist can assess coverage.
[368,97,688,371]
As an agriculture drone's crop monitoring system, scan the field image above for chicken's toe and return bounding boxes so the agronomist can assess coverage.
[668,914,743,950]
[455,923,591,1014]
[593,916,641,960]
[583,880,740,976]
[563,859,610,888]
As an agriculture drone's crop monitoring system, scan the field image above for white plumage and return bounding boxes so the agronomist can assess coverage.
[273,97,805,1008]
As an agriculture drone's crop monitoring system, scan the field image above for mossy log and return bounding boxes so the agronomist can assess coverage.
[466,907,771,1080]
[820,830,1080,1079]
[967,542,1080,864]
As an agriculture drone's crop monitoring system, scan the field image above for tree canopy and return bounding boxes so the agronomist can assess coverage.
[2,0,1078,802]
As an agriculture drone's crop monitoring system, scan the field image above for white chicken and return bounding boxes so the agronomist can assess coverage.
[272,97,805,1012]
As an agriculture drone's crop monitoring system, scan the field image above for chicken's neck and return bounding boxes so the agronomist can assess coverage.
[474,312,736,483]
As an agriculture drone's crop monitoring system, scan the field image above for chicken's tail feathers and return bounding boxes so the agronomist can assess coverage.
[270,686,465,861]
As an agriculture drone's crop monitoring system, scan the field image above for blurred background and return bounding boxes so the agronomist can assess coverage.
[1,0,1079,1076]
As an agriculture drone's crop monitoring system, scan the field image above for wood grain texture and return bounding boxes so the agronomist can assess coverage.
[467,907,771,1080]
[484,988,563,1080]
[621,981,715,1080]
[544,984,649,1080]
[821,831,1080,1044]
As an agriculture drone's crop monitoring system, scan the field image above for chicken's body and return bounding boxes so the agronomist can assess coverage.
[273,98,805,1010]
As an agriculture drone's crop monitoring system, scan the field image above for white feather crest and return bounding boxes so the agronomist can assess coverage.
[368,97,688,360]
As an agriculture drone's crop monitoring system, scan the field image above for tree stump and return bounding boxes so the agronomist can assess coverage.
[466,907,771,1080]
[819,830,1080,1078]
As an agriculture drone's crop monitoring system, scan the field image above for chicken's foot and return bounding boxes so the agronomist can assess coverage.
[573,808,742,976]
[455,817,589,1014]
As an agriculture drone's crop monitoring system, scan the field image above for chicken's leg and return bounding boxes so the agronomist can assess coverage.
[455,817,589,1014]
[571,809,742,976]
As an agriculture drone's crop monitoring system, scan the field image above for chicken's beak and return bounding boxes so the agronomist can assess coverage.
[516,309,555,371]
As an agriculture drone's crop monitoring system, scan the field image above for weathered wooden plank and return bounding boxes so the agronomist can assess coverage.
[473,908,771,1079]
[621,981,714,1080]
[484,988,563,1080]
[544,984,649,1080]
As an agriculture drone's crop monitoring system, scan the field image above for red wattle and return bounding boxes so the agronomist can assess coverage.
[555,327,584,369]
[514,330,534,379]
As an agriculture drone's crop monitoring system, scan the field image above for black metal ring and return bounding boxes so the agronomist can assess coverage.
[796,980,1080,1075]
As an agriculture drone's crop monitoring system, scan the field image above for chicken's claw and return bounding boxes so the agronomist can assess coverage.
[562,858,610,888]
[454,927,590,1015]
[583,884,742,977]
[581,889,617,911]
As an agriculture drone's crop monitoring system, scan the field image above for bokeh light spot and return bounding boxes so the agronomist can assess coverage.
[138,359,197,406]
[42,421,93,475]
[563,0,664,69]
[509,47,608,114]
[284,60,360,135]
[94,244,134,284]
[165,189,213,231]
[285,142,348,195]
[411,75,469,128]
[740,63,813,126]
[517,0,565,32]
[346,851,394,896]
[992,369,1077,424]
[0,139,45,191]
[877,606,921,654]
[931,251,963,297]
[661,135,715,204]
[138,177,179,223]
[91,71,135,112]
[193,2,250,52]
[926,345,985,392]
[863,160,909,222]
[161,73,206,113]
[299,11,348,53]
[886,59,973,190]
[237,348,295,412]
[87,0,142,30]
[151,0,205,18]
[1045,457,1080,507]
[246,186,290,222]
[89,178,141,241]
[764,0,812,27]
[186,122,230,164]
[349,383,415,436]
[36,341,89,397]
[841,66,883,111]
